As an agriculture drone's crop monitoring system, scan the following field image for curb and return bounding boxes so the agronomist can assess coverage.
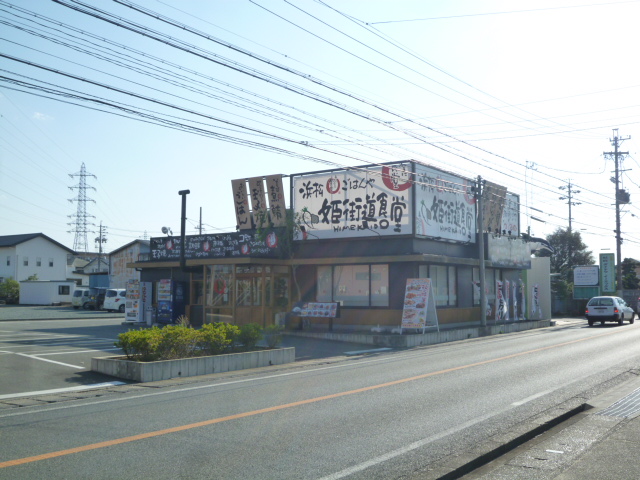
[422,400,587,480]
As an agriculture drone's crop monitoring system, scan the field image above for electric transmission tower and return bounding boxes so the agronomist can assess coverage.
[68,163,96,253]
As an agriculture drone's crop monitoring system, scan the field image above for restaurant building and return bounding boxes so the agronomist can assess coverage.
[131,161,543,330]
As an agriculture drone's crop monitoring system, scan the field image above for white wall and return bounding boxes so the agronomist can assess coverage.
[12,237,70,282]
[0,246,18,282]
[110,244,143,289]
[523,257,552,320]
[19,281,76,305]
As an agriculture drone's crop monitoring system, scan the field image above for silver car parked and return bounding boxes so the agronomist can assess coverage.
[585,296,635,326]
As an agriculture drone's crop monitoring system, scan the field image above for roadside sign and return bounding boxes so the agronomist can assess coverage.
[574,286,599,300]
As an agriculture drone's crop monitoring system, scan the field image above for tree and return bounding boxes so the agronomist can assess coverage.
[621,258,640,289]
[541,228,594,283]
[0,279,20,304]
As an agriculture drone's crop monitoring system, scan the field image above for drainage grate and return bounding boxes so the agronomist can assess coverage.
[596,387,640,418]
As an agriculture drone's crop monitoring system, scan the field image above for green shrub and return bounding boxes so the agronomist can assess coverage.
[158,325,199,360]
[238,323,263,351]
[0,279,19,304]
[198,322,239,355]
[263,324,284,348]
[115,327,164,362]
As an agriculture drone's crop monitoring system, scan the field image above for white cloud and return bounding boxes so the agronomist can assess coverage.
[32,112,53,121]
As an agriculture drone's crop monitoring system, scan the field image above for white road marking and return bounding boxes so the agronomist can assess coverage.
[15,353,84,369]
[0,382,126,400]
[35,348,121,356]
[512,390,553,406]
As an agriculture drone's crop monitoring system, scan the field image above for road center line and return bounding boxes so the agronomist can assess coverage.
[0,329,621,470]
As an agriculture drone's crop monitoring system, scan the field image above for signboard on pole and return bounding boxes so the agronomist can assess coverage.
[401,278,438,333]
[574,265,599,286]
[599,253,616,294]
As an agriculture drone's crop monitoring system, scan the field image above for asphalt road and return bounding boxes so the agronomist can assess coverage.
[1,319,639,479]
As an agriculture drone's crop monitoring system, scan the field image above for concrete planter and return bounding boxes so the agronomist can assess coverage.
[91,347,295,383]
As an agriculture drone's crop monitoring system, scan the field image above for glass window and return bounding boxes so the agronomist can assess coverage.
[317,266,332,302]
[316,265,389,307]
[206,265,232,307]
[431,265,448,306]
[448,266,457,306]
[371,264,389,307]
[23,257,28,266]
[49,258,54,267]
[58,285,70,295]
[6,256,10,266]
[36,257,42,267]
[236,278,252,306]
[273,276,289,309]
[334,265,369,307]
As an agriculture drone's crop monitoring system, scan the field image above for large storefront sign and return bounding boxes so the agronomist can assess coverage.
[150,229,283,261]
[486,235,531,268]
[501,192,520,236]
[414,164,476,243]
[292,163,413,239]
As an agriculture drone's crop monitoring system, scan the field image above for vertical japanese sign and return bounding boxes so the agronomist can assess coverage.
[414,164,476,243]
[248,176,268,228]
[292,164,413,239]
[512,281,518,321]
[231,179,251,230]
[496,280,507,322]
[599,253,616,294]
[519,279,526,321]
[504,280,511,322]
[531,284,542,318]
[482,181,508,233]
[266,174,287,227]
[401,278,438,332]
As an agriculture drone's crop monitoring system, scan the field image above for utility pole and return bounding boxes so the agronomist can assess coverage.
[604,129,630,294]
[559,180,581,272]
[476,176,487,327]
[95,222,108,272]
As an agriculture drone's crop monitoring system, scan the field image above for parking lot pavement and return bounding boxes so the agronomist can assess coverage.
[0,305,124,321]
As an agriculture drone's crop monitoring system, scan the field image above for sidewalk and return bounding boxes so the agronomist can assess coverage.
[460,374,640,480]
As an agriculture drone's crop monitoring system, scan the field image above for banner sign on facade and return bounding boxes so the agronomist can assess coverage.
[292,163,413,240]
[482,181,508,233]
[266,174,287,227]
[248,176,268,228]
[150,229,283,261]
[414,164,476,243]
[231,179,252,230]
[401,278,438,332]
[599,253,616,294]
[531,284,542,318]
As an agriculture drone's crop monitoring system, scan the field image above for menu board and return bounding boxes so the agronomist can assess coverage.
[292,302,340,318]
[150,229,284,261]
[401,278,438,332]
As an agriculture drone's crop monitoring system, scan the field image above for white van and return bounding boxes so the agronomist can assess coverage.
[72,288,90,309]
[103,288,127,312]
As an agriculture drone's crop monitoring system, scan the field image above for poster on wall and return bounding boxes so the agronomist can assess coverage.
[512,281,518,321]
[414,164,476,243]
[292,163,413,240]
[401,278,438,333]
[504,280,511,322]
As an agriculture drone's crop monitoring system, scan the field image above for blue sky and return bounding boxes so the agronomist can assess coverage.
[2,0,640,262]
